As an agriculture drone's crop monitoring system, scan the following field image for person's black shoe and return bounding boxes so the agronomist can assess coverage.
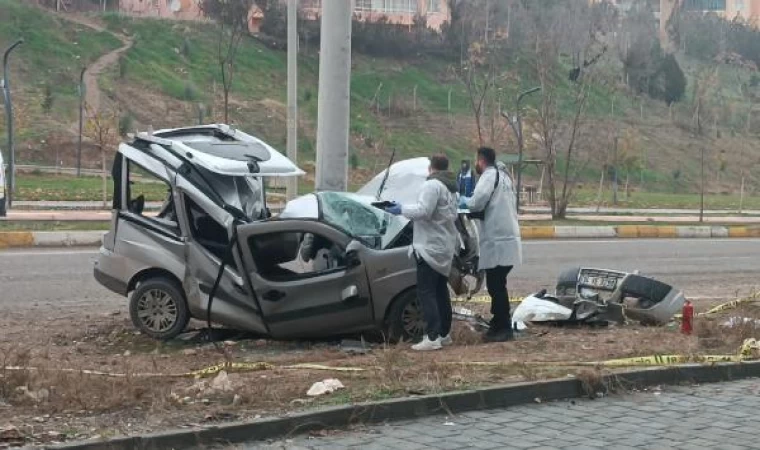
[483,328,514,343]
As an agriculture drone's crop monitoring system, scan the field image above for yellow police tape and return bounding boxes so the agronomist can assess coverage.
[138,337,760,376]
[673,295,760,321]
[0,361,366,379]
[187,361,366,378]
[5,336,760,379]
[453,295,524,304]
[445,339,760,369]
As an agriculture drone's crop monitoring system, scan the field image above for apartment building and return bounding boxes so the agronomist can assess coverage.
[301,0,450,30]
[118,0,203,21]
[117,0,450,32]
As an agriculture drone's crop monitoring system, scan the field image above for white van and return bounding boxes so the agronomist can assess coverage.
[0,150,6,216]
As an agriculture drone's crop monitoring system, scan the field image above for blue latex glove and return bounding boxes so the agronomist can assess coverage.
[385,202,402,216]
[458,196,470,209]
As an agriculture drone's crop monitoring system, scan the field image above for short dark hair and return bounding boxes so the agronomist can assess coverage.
[477,147,496,166]
[430,154,449,171]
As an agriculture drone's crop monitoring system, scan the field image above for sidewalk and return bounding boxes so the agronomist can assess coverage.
[252,379,760,450]
[3,210,113,221]
[522,205,760,216]
[12,201,162,211]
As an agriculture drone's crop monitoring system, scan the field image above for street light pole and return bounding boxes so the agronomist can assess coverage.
[286,0,298,200]
[503,86,540,212]
[2,39,23,210]
[77,66,86,178]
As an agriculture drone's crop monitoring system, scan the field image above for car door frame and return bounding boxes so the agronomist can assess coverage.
[173,175,269,335]
[235,219,375,339]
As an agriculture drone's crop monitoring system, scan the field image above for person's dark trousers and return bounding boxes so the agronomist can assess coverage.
[486,265,514,332]
[436,266,453,337]
[416,257,452,340]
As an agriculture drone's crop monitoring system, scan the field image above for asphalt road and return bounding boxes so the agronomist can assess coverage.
[1,239,758,310]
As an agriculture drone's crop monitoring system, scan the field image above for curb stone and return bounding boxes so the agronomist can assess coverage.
[0,231,105,248]
[44,361,760,450]
[519,224,760,240]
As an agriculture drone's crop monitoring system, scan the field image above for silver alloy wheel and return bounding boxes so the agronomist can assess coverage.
[135,288,178,333]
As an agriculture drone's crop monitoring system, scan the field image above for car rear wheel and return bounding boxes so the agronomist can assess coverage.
[385,290,424,343]
[129,277,189,341]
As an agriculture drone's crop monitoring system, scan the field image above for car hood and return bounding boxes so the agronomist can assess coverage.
[356,157,432,205]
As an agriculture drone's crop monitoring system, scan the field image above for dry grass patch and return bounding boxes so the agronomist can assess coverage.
[1,295,759,446]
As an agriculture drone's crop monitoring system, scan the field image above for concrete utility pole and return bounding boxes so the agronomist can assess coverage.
[315,0,352,192]
[286,0,299,200]
[77,66,86,177]
[612,136,619,206]
[2,39,23,210]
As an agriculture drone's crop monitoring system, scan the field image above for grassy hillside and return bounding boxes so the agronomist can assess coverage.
[2,0,759,207]
[0,0,121,141]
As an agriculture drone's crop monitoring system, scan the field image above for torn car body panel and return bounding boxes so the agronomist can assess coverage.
[543,267,685,326]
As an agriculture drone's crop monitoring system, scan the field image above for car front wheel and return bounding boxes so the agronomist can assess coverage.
[385,290,424,343]
[129,277,189,341]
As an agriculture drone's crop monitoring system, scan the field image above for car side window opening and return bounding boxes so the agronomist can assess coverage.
[184,196,233,264]
[249,231,345,281]
[126,161,177,229]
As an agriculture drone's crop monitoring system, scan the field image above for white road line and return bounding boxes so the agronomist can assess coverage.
[526,238,760,245]
[0,250,98,257]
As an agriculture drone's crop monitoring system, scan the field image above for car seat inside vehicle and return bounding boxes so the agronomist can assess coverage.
[249,232,303,280]
[129,195,145,215]
[299,233,344,272]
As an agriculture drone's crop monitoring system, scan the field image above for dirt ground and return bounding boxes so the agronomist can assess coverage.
[1,297,759,448]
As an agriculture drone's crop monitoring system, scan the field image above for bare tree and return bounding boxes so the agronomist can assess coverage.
[450,0,519,148]
[84,106,119,208]
[520,1,608,219]
[200,0,255,123]
[457,40,504,147]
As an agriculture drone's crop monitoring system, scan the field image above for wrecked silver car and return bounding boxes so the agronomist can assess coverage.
[94,126,474,342]
[515,267,685,327]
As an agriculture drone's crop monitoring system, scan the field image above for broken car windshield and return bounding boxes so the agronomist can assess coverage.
[318,192,406,250]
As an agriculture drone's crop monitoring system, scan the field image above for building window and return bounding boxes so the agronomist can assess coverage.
[386,0,415,13]
[355,0,416,13]
[428,0,440,13]
[354,0,374,11]
[684,0,727,11]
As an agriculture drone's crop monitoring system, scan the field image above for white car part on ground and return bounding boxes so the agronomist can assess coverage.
[512,294,573,330]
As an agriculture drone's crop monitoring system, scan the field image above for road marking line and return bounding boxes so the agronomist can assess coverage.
[525,238,760,245]
[0,250,98,257]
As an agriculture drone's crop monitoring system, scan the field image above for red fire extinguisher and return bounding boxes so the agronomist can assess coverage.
[681,300,694,335]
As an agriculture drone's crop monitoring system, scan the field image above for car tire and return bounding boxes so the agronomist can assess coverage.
[385,290,424,343]
[556,267,580,296]
[129,277,190,341]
